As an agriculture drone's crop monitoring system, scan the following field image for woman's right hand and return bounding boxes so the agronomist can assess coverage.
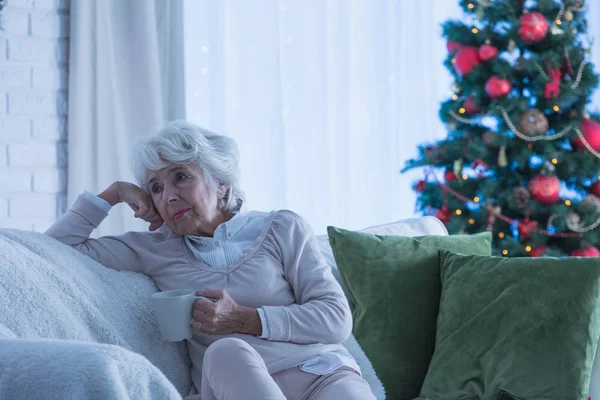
[116,182,164,231]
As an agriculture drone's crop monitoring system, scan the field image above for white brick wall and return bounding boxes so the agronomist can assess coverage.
[0,0,69,232]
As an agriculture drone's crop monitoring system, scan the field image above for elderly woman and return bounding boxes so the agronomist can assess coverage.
[45,120,375,400]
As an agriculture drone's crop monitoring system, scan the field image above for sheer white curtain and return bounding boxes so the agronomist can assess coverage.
[68,0,185,237]
[183,0,461,234]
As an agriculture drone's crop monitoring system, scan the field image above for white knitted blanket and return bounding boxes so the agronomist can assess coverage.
[0,228,191,400]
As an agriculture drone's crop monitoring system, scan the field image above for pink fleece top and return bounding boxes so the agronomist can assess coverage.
[45,194,354,393]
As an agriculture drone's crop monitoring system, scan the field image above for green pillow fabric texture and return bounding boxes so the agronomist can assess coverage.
[326,227,492,400]
[417,250,600,400]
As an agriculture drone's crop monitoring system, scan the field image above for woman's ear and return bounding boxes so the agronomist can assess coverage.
[215,180,230,207]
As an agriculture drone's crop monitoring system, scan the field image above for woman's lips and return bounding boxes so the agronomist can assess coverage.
[173,209,191,220]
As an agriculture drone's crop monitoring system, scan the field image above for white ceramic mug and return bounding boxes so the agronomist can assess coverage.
[151,289,210,342]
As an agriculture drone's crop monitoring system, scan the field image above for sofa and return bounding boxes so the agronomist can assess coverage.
[0,214,598,399]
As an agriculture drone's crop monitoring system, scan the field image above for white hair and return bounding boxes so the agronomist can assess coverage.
[130,120,245,213]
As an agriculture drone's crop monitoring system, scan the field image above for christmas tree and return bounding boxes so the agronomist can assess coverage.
[402,0,600,257]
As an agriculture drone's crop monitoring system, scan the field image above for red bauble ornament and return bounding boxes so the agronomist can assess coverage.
[570,245,600,257]
[518,12,549,44]
[415,180,426,192]
[464,96,481,114]
[447,40,462,54]
[485,76,512,98]
[518,218,538,239]
[436,205,451,223]
[472,158,489,169]
[529,175,560,205]
[590,181,600,198]
[572,118,600,152]
[445,170,457,181]
[478,44,499,61]
[529,246,547,257]
[453,47,481,77]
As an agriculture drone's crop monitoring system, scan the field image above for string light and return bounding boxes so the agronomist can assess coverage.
[551,158,558,164]
[452,95,458,100]
[553,105,560,112]
[499,232,505,238]
[462,174,468,180]
[502,249,508,255]
[526,245,532,252]
[459,107,466,114]
[527,144,533,149]
[468,3,474,9]
[473,196,480,202]
[456,209,462,215]
[565,200,572,206]
[469,218,475,224]
[472,28,479,34]
[452,58,457,64]
[555,19,562,25]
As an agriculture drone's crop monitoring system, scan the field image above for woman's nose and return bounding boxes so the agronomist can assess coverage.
[164,186,179,203]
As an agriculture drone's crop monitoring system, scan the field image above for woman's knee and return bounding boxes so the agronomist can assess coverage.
[204,337,256,366]
[313,369,376,400]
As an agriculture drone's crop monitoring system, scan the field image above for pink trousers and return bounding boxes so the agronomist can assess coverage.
[195,338,376,400]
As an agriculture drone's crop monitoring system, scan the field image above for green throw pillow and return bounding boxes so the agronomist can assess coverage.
[326,227,492,399]
[417,250,600,400]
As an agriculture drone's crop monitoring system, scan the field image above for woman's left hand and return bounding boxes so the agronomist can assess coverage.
[192,288,261,335]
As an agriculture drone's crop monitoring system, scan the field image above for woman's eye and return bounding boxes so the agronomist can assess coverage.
[176,174,187,182]
[151,185,162,193]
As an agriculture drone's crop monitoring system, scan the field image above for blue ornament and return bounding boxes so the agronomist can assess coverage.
[529,154,544,168]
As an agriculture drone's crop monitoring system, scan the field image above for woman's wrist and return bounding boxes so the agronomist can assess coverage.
[238,306,263,336]
[98,182,122,207]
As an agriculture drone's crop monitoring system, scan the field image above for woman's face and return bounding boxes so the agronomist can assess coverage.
[146,163,225,236]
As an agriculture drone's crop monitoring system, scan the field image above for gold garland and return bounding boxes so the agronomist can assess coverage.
[547,213,600,233]
[498,107,573,141]
[448,106,600,160]
[534,60,588,90]
[574,126,600,158]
